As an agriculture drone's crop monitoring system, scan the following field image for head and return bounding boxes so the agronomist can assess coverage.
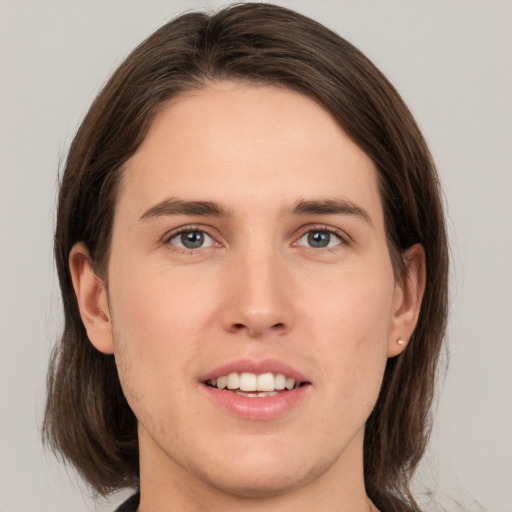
[44,3,448,511]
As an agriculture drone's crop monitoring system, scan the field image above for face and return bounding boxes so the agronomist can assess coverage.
[72,82,419,501]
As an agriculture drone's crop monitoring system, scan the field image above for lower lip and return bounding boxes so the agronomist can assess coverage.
[201,384,311,421]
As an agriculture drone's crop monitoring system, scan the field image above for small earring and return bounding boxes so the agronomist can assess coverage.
[397,338,405,345]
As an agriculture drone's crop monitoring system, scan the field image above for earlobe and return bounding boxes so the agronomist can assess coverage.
[387,244,426,357]
[69,242,114,354]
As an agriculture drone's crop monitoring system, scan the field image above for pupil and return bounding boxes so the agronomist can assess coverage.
[181,231,204,249]
[308,231,330,248]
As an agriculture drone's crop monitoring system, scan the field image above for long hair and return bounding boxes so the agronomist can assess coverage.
[43,4,448,510]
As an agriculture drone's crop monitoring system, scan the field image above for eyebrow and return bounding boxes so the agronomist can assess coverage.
[288,199,374,228]
[139,196,373,227]
[139,197,231,221]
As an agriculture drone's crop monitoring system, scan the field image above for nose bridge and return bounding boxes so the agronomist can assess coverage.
[222,239,293,337]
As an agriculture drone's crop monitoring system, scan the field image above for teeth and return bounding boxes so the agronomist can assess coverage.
[208,372,299,392]
[257,373,275,391]
[217,376,227,389]
[235,390,279,398]
[258,391,278,397]
[285,377,295,390]
[226,372,239,389]
[274,373,286,390]
[239,372,257,391]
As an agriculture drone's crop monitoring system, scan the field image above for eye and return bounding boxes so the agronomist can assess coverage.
[167,230,215,250]
[296,229,343,249]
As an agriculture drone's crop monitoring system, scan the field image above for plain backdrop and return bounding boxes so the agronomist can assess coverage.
[0,1,511,511]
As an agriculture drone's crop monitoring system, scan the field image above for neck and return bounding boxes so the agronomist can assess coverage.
[137,428,376,512]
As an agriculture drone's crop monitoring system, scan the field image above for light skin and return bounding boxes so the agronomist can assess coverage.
[70,82,425,512]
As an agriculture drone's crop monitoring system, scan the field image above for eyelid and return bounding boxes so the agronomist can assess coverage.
[293,224,351,247]
[160,223,350,250]
[161,224,221,247]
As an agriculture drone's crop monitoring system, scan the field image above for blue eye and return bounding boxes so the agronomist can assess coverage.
[169,230,214,249]
[297,230,342,248]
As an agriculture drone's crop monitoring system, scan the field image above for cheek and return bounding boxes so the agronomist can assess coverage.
[110,260,212,346]
[302,259,394,343]
[302,263,394,404]
[107,267,209,414]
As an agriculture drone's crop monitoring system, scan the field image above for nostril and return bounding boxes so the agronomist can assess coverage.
[230,321,287,336]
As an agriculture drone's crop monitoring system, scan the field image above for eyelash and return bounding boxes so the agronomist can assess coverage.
[294,225,349,250]
[163,225,219,252]
[162,224,350,252]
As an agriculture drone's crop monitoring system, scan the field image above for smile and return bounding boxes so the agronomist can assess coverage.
[205,372,302,397]
[200,360,311,419]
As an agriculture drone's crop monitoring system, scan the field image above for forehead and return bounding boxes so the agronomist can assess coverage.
[119,81,382,224]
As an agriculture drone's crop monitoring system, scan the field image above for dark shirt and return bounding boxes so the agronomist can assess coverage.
[114,492,140,512]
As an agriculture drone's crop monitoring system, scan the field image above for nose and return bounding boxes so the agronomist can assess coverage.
[220,248,294,338]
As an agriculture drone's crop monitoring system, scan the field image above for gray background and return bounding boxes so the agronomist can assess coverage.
[0,1,510,511]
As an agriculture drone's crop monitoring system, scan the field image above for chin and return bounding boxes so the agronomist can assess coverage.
[185,439,328,500]
[198,463,314,500]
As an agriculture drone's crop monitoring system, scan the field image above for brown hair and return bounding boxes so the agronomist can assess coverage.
[43,3,448,510]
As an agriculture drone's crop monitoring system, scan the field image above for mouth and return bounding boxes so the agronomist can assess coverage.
[200,359,311,419]
[204,371,307,398]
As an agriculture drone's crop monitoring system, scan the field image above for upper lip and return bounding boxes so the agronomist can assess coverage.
[199,358,310,384]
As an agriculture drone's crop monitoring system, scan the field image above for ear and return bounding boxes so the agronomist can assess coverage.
[69,242,114,354]
[387,243,426,357]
